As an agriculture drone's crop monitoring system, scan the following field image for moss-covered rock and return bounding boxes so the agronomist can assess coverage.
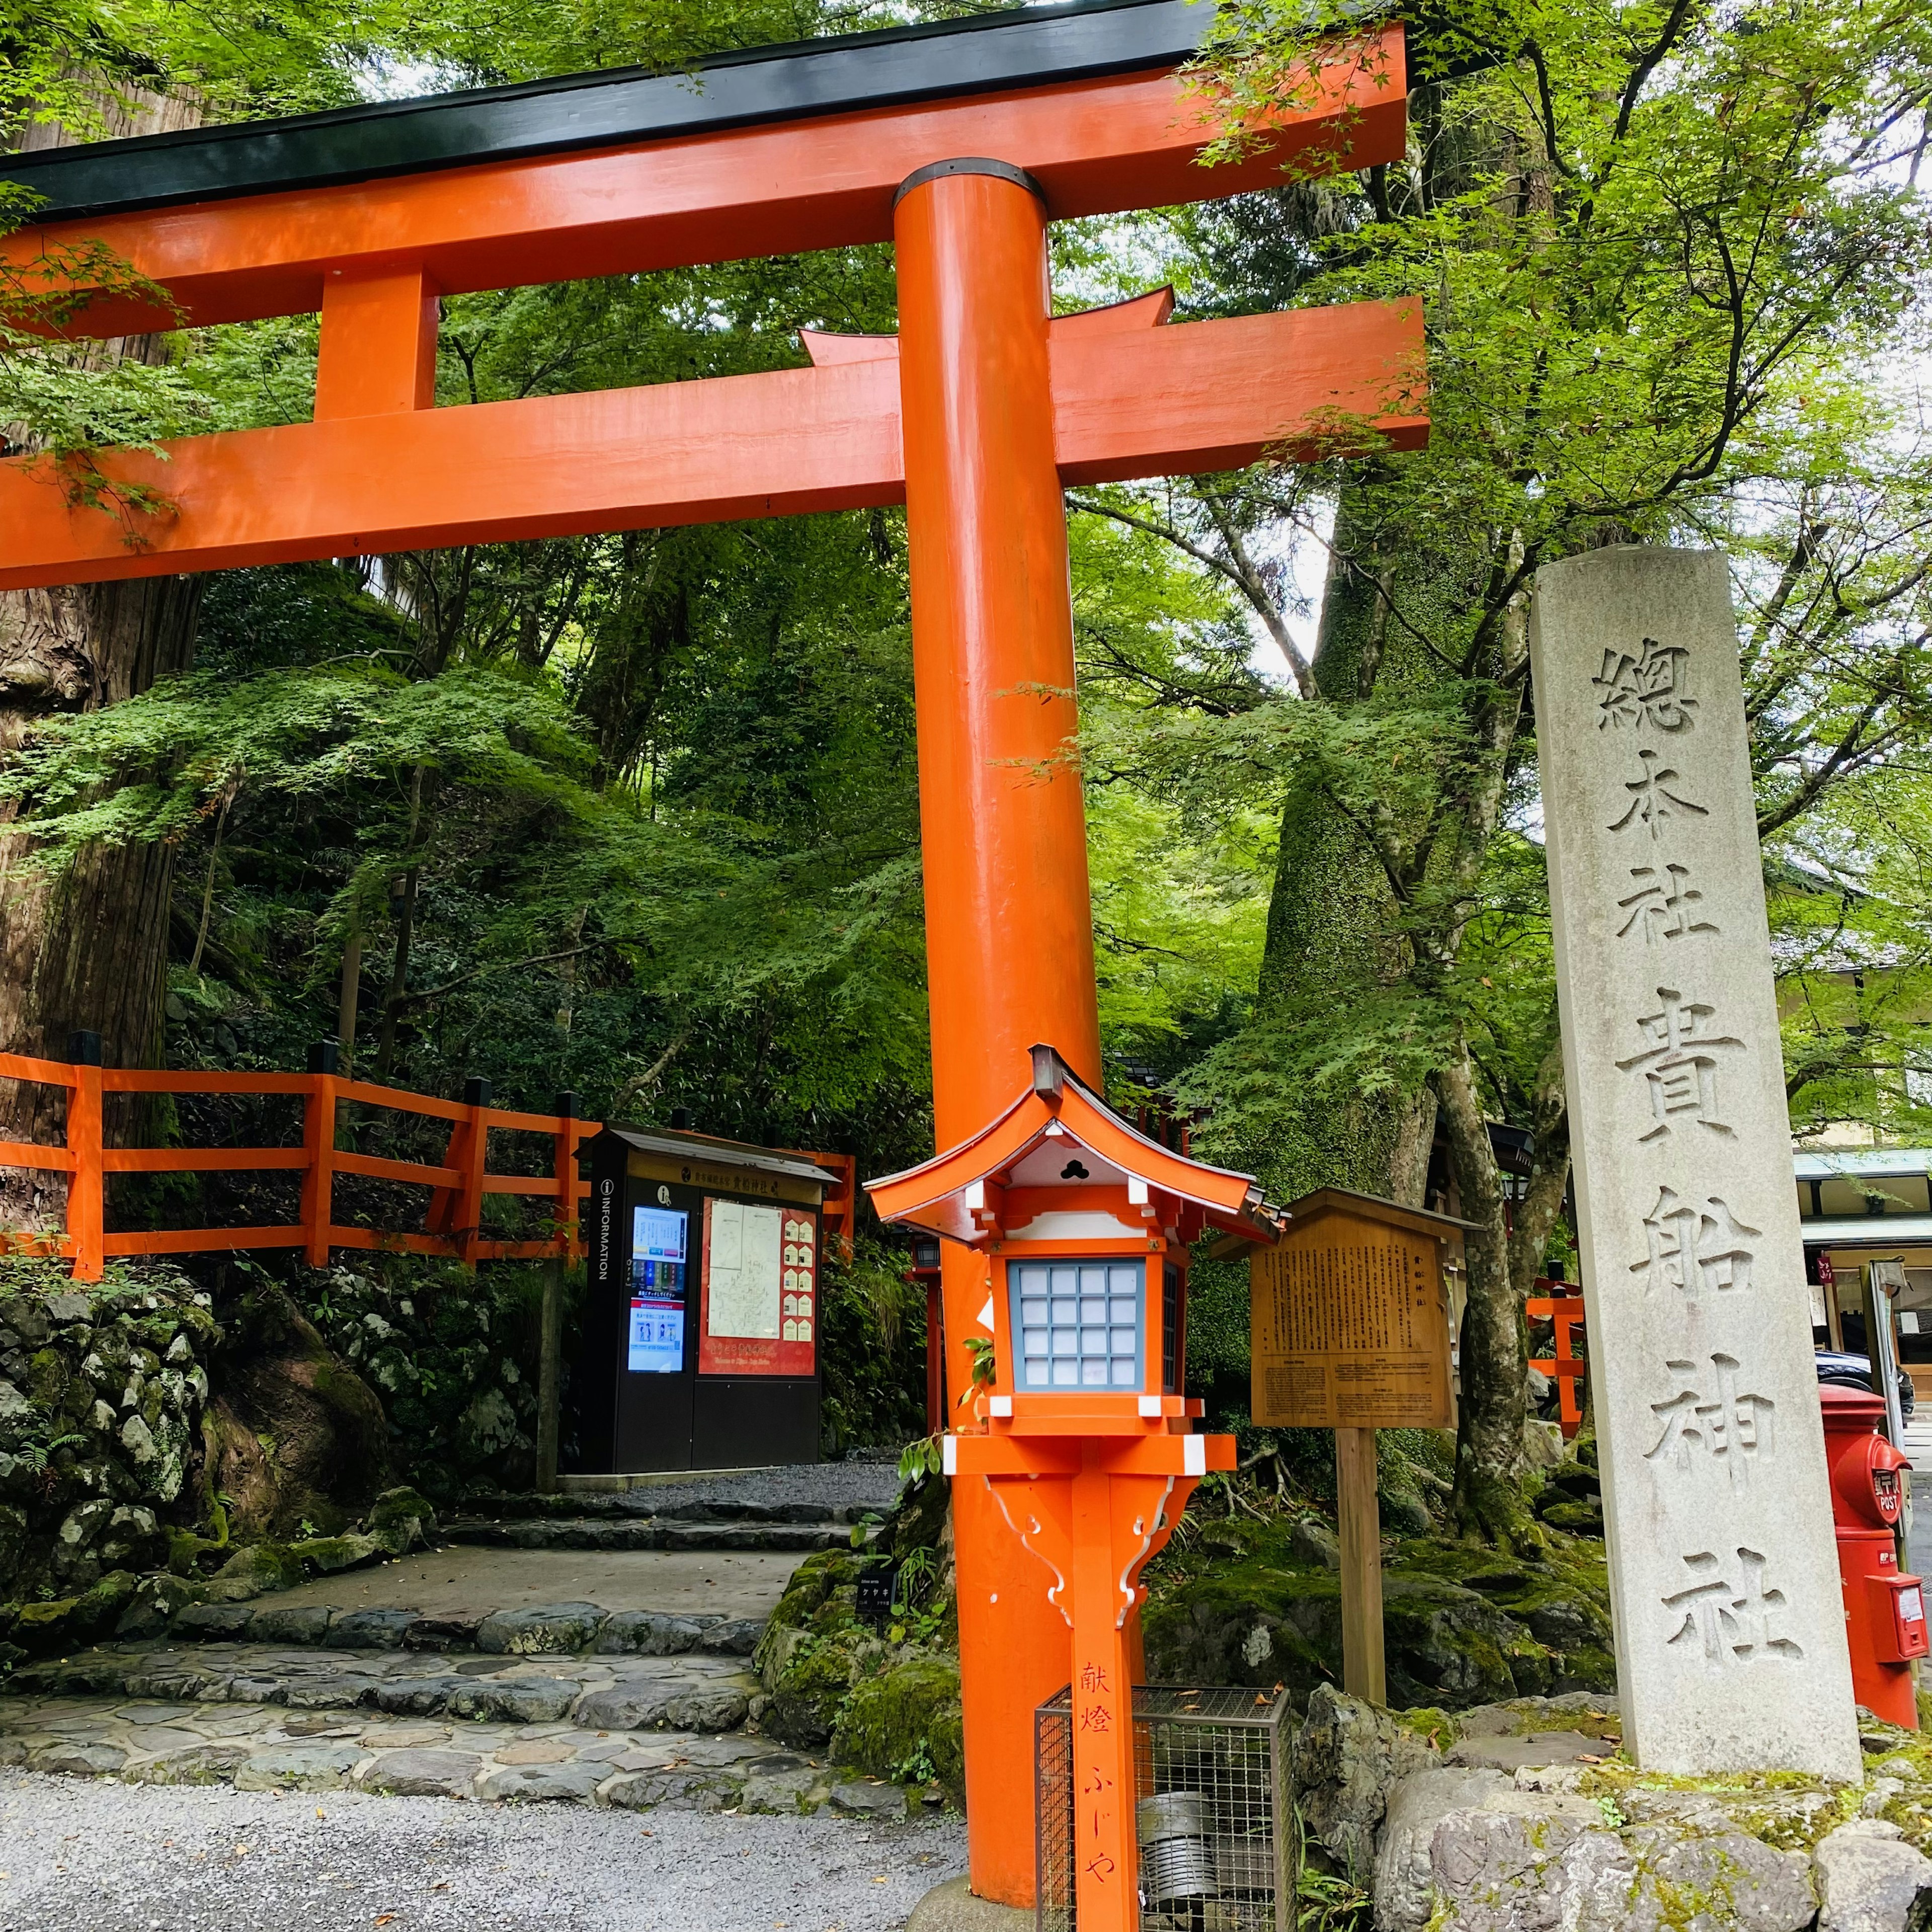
[207,1542,304,1600]
[762,1548,861,1643]
[286,1531,383,1575]
[367,1486,437,1555]
[754,1546,929,1754]
[832,1653,964,1797]
[69,1568,139,1641]
[166,1527,218,1576]
[115,1572,205,1639]
[12,1595,80,1654]
[764,1633,876,1748]
[1538,1498,1605,1535]
[206,1280,390,1539]
[7,1572,137,1656]
[1143,1520,1615,1711]
[0,1267,220,1595]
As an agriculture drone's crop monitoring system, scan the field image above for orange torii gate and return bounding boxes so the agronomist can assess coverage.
[2,4,1422,1919]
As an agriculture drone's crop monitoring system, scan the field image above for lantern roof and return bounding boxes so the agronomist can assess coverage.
[865,1044,1284,1247]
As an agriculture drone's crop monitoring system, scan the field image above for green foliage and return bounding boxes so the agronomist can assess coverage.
[958,1335,996,1407]
[289,1257,551,1499]
[817,1240,927,1455]
[1071,0,1932,1184]
[1293,1830,1373,1932]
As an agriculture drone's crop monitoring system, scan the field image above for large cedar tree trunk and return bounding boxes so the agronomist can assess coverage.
[1253,504,1442,1205]
[1,82,206,1212]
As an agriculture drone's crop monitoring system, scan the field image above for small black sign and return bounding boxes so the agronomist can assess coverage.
[855,1565,898,1628]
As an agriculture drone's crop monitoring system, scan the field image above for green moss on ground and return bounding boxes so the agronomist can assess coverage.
[1142,1514,1615,1711]
[833,1653,965,1797]
[755,1522,964,1797]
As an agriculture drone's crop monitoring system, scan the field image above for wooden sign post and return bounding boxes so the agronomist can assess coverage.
[1250,1188,1466,1704]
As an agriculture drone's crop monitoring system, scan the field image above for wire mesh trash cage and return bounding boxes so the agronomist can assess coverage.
[1036,1685,1295,1932]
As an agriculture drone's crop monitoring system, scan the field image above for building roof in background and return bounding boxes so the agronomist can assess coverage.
[1804,1216,1932,1246]
[1796,1149,1932,1180]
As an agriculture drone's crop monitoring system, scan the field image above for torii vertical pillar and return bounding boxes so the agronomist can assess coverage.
[895,159,1104,1904]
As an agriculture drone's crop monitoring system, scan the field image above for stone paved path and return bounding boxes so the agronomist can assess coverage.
[0,1686,920,1815]
[9,1641,764,1734]
[0,1768,963,1931]
[0,1468,926,1844]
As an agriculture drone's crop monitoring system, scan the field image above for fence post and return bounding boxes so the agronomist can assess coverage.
[537,1088,575,1494]
[64,1030,104,1285]
[831,1153,856,1260]
[456,1075,490,1266]
[301,1041,340,1268]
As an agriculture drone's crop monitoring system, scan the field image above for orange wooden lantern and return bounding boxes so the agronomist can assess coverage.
[868,1047,1279,1932]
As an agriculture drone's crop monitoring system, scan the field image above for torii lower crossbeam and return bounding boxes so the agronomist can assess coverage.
[0,300,1421,588]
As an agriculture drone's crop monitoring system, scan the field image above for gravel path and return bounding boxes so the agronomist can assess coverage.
[0,1769,965,1932]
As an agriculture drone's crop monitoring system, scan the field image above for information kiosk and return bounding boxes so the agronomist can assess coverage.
[577,1125,843,1472]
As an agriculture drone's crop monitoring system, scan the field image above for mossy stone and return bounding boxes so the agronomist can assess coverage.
[367,1486,437,1555]
[26,1348,66,1409]
[290,1532,383,1575]
[1539,1500,1605,1535]
[13,1595,85,1655]
[167,1528,225,1577]
[763,1630,879,1749]
[768,1549,858,1633]
[1144,1521,1616,1710]
[116,1572,206,1640]
[832,1653,964,1798]
[212,1543,304,1596]
[70,1569,138,1639]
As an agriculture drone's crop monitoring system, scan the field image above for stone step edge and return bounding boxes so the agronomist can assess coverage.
[144,1602,769,1656]
[3,1733,926,1819]
[7,1656,761,1734]
[441,1519,873,1552]
[462,1494,887,1525]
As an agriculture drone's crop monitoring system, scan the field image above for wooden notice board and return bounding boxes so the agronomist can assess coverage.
[1251,1188,1461,1430]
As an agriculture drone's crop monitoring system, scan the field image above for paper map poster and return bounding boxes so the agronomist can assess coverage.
[706,1199,782,1339]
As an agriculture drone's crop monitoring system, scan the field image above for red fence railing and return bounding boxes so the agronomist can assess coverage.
[0,1045,857,1283]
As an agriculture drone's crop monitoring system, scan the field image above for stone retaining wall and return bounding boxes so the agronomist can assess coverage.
[0,1272,216,1595]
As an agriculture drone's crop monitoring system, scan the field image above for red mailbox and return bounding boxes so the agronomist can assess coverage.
[1821,1384,1925,1726]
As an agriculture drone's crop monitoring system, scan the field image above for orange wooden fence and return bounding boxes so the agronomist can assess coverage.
[0,1043,857,1283]
[1526,1279,1588,1438]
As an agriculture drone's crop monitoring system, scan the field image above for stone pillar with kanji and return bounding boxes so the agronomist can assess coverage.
[1530,548,1860,1781]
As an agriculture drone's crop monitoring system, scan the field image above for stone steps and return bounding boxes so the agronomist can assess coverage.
[442,1515,866,1553]
[137,1595,768,1658]
[10,1637,761,1733]
[0,1690,920,1816]
[472,1494,878,1523]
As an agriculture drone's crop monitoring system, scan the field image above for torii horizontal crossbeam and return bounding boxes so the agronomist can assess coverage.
[0,300,1423,590]
[5,20,1408,338]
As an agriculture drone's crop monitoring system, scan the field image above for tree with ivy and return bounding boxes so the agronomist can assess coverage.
[1070,0,1932,1539]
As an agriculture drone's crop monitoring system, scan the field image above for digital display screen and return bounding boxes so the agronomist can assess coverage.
[628,1205,688,1374]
